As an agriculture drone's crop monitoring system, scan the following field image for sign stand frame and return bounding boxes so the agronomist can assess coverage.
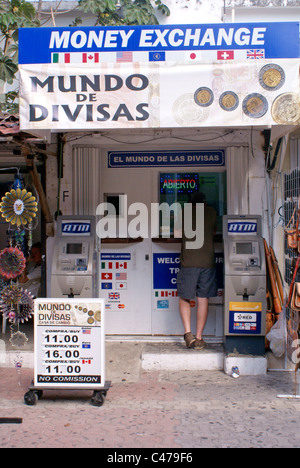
[24,379,111,407]
[24,298,110,407]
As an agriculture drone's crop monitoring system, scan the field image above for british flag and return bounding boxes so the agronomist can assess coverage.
[109,292,120,300]
[246,49,265,59]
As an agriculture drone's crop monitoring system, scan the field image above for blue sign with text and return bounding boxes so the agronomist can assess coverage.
[19,23,300,64]
[108,150,225,168]
[153,253,180,290]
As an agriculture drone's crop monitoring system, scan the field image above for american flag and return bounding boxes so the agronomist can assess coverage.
[116,51,133,62]
[116,272,127,280]
[246,49,265,59]
[82,329,91,334]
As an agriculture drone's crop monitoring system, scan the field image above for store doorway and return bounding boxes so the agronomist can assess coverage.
[151,171,227,338]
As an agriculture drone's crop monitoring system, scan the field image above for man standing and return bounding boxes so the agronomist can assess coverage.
[177,192,217,349]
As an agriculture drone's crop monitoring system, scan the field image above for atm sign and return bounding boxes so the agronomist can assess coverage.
[228,221,257,234]
[62,222,91,235]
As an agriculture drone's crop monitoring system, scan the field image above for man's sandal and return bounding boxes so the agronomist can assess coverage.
[184,332,196,349]
[194,338,206,350]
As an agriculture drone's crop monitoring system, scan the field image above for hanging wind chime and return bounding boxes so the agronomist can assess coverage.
[0,172,38,370]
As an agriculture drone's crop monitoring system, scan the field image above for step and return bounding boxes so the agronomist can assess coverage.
[141,342,225,371]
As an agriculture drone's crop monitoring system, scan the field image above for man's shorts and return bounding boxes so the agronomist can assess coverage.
[177,266,217,300]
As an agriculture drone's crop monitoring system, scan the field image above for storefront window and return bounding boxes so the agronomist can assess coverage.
[159,171,227,236]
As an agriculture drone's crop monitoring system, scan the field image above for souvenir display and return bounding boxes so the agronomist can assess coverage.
[0,247,26,280]
[0,187,38,227]
[0,172,39,390]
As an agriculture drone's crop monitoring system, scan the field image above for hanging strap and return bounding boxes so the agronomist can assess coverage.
[286,205,297,230]
[286,255,300,308]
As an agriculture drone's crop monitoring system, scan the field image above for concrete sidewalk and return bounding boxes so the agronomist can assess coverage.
[0,341,300,448]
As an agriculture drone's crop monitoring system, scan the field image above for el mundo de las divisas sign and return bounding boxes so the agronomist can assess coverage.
[19,22,300,131]
[108,150,225,168]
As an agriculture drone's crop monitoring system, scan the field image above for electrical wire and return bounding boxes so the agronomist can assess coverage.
[64,130,236,145]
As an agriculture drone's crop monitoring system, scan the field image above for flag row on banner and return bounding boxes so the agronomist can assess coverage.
[51,49,265,64]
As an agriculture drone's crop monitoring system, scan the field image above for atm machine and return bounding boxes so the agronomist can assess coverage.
[223,215,267,355]
[50,216,97,298]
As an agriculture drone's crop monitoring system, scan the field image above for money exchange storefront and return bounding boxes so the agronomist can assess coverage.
[19,22,300,337]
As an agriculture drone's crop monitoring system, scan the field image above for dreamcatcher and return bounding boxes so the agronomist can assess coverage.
[0,172,39,374]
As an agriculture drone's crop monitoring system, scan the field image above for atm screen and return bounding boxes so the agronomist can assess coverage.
[236,243,252,255]
[66,243,82,254]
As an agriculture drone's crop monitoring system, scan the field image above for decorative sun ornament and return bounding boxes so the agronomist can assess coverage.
[0,288,34,324]
[0,188,38,227]
[0,247,26,279]
[0,284,22,305]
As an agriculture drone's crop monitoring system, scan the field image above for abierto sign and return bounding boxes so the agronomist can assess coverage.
[18,23,300,130]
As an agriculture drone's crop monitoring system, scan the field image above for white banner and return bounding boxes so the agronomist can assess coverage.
[19,59,300,130]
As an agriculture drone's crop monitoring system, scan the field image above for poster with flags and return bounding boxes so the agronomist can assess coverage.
[100,253,131,312]
[19,22,300,130]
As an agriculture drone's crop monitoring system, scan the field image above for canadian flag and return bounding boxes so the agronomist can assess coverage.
[108,262,127,269]
[161,291,178,297]
[82,52,99,63]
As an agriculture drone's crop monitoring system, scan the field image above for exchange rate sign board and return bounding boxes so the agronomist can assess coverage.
[34,298,105,389]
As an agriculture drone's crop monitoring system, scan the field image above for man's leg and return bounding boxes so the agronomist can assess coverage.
[195,297,209,340]
[179,297,192,334]
[179,297,196,348]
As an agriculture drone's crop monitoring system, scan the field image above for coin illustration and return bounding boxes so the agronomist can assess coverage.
[94,310,101,322]
[194,87,214,107]
[219,91,239,111]
[271,93,300,125]
[259,64,285,91]
[242,93,268,118]
[172,93,209,126]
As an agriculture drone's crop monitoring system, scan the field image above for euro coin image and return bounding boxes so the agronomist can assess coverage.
[242,93,268,118]
[94,310,101,322]
[194,87,214,107]
[219,91,239,111]
[173,93,209,126]
[271,93,300,124]
[259,64,285,91]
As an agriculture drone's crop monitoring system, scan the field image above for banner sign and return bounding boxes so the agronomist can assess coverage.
[108,150,225,168]
[153,253,180,290]
[18,23,300,130]
[34,298,105,389]
[19,23,300,64]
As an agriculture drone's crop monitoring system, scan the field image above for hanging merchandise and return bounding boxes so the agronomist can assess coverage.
[0,247,26,280]
[0,286,34,324]
[284,204,300,253]
[0,169,39,388]
[286,255,300,311]
[0,187,38,227]
[266,311,286,358]
[264,239,282,317]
